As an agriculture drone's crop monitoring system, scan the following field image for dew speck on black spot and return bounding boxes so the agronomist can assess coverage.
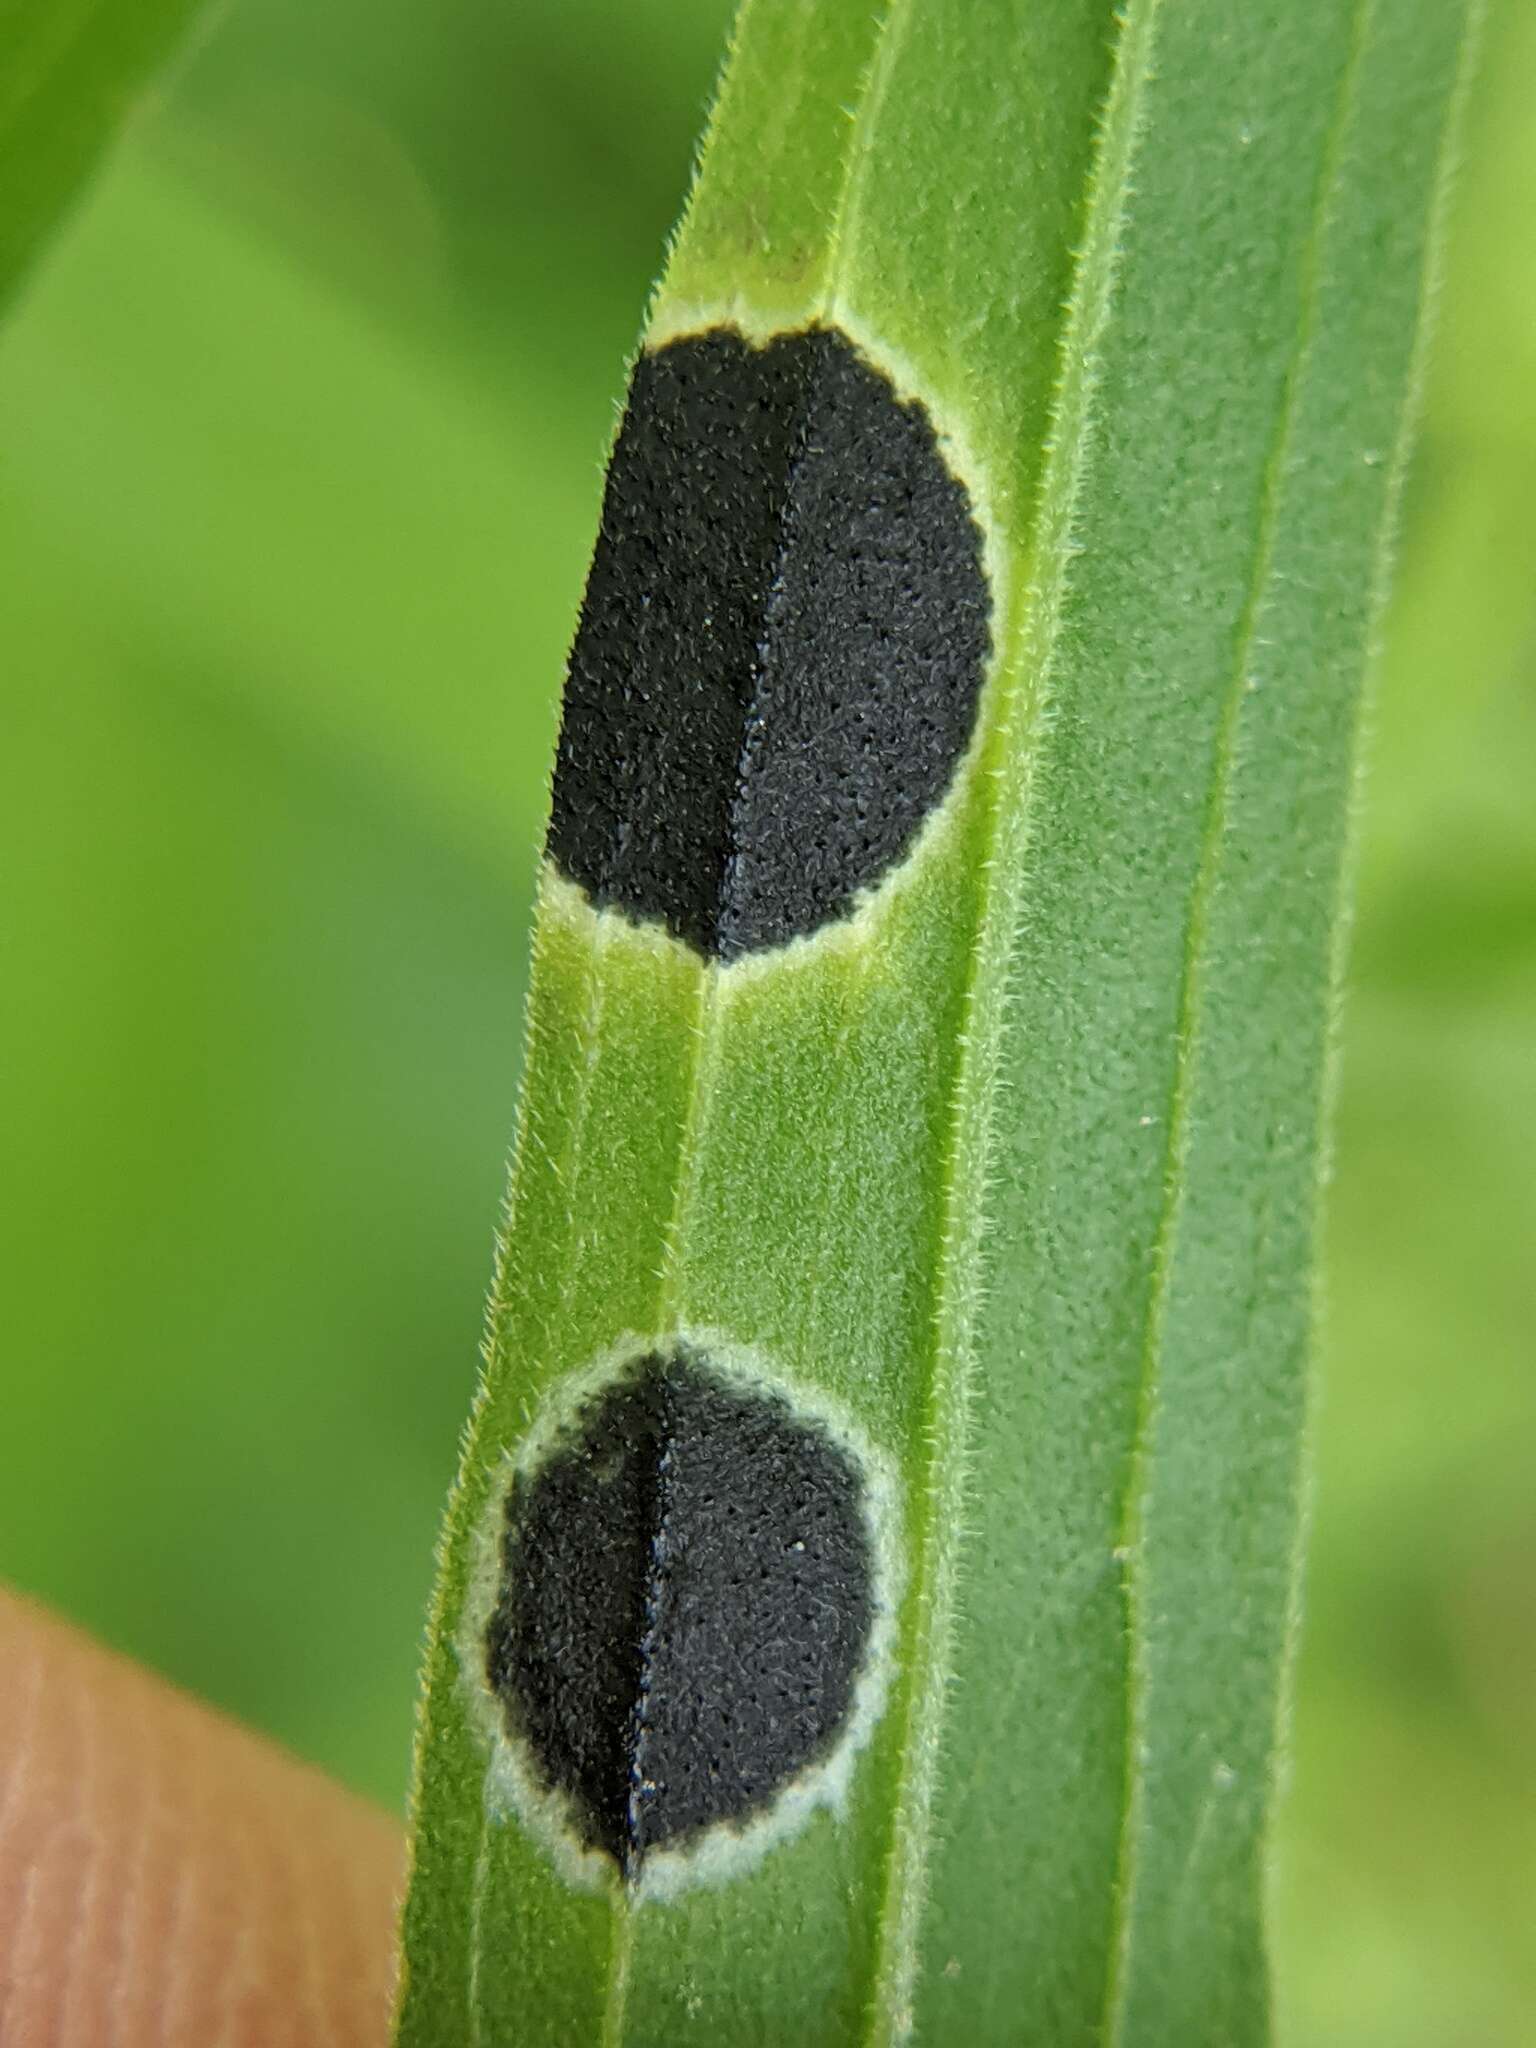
[546,325,992,958]
[484,1350,876,1876]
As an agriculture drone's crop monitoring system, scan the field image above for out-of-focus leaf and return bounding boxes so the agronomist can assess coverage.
[0,0,205,309]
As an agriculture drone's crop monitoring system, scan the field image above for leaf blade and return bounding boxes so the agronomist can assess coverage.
[396,0,1481,2040]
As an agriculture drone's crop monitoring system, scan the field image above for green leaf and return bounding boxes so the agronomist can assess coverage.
[396,0,1479,2041]
[0,0,204,311]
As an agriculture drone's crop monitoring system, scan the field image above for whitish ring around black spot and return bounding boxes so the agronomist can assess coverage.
[546,324,993,960]
[474,1339,898,1893]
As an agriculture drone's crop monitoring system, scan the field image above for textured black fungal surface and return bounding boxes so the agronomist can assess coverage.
[484,1349,876,1875]
[547,324,992,958]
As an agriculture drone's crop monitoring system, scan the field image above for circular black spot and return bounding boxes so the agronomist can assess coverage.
[484,1349,876,1876]
[547,325,992,959]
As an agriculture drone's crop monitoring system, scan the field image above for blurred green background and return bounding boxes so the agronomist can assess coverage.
[1,2,1531,2041]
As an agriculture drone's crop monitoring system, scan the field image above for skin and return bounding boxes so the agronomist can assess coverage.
[0,1588,401,2047]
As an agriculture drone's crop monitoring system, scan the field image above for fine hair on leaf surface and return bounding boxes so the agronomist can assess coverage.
[394,1,1482,2043]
